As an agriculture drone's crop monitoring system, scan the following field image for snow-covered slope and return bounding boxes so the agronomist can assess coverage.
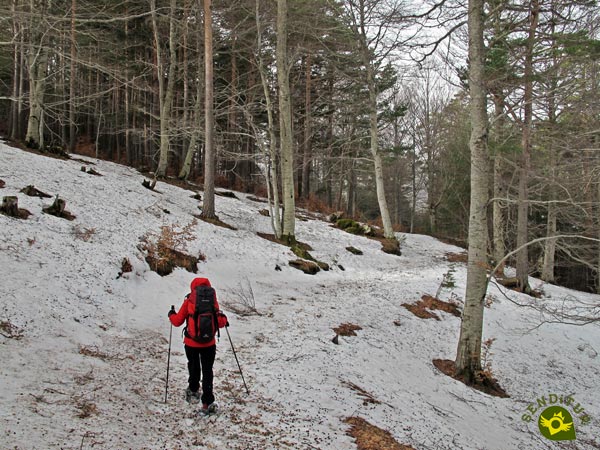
[1,141,599,450]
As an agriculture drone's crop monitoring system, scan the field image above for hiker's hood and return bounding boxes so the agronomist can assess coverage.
[190,277,211,291]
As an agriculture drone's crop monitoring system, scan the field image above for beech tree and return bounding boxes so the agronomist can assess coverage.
[202,0,216,219]
[276,0,296,243]
[454,0,489,383]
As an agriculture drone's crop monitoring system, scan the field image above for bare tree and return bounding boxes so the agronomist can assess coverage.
[454,0,490,384]
[202,0,217,218]
[277,0,296,243]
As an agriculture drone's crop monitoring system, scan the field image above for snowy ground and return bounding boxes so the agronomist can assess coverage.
[1,140,599,450]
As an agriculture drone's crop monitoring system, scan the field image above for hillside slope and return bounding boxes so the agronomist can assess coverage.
[1,141,599,450]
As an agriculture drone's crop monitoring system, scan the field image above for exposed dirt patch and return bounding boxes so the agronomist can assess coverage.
[402,294,461,320]
[432,359,509,398]
[195,215,237,230]
[495,277,543,298]
[334,322,363,336]
[145,248,200,276]
[344,416,415,450]
[256,232,313,251]
[446,252,468,263]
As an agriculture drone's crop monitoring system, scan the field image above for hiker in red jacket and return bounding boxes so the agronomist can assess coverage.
[168,277,228,414]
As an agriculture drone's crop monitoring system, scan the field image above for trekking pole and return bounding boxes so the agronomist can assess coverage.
[225,325,250,395]
[165,305,175,403]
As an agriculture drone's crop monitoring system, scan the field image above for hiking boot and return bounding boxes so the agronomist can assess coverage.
[199,402,218,416]
[185,387,200,404]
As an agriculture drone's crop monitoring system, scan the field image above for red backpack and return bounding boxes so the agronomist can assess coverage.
[184,285,218,343]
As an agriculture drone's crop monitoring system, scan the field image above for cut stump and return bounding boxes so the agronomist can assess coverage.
[43,196,76,220]
[1,196,31,219]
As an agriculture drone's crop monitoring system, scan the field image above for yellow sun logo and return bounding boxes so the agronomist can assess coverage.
[540,411,573,435]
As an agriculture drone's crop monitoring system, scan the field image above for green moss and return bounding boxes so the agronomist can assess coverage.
[336,218,357,230]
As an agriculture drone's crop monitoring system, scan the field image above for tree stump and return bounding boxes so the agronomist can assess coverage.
[0,179,5,188]
[142,178,157,190]
[2,196,19,217]
[1,196,31,219]
[20,185,52,198]
[43,196,76,220]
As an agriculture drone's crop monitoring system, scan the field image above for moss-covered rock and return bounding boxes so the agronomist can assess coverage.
[336,218,357,230]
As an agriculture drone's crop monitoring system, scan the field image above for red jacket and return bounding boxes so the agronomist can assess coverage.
[169,277,227,348]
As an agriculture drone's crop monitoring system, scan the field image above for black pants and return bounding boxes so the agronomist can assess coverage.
[184,344,216,405]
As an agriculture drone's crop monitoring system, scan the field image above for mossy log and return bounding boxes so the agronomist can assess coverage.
[346,246,363,255]
[289,259,320,275]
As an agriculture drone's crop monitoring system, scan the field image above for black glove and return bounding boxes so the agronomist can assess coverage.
[168,305,176,317]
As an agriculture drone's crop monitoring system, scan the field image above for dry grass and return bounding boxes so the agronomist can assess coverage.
[402,294,461,321]
[72,225,96,242]
[0,320,24,339]
[343,381,381,406]
[333,322,363,336]
[79,345,110,360]
[140,220,203,276]
[345,417,415,450]
[221,278,261,316]
[76,400,98,419]
[432,359,509,398]
[445,252,468,263]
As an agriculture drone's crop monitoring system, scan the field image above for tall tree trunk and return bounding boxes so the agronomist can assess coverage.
[153,0,178,178]
[69,0,76,152]
[202,0,217,218]
[255,0,281,237]
[277,0,296,243]
[491,94,506,274]
[515,0,540,294]
[25,0,48,149]
[455,0,489,384]
[301,53,312,199]
[352,1,395,239]
[366,60,394,239]
[25,46,47,149]
[10,0,20,140]
[179,38,203,181]
[541,8,559,284]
